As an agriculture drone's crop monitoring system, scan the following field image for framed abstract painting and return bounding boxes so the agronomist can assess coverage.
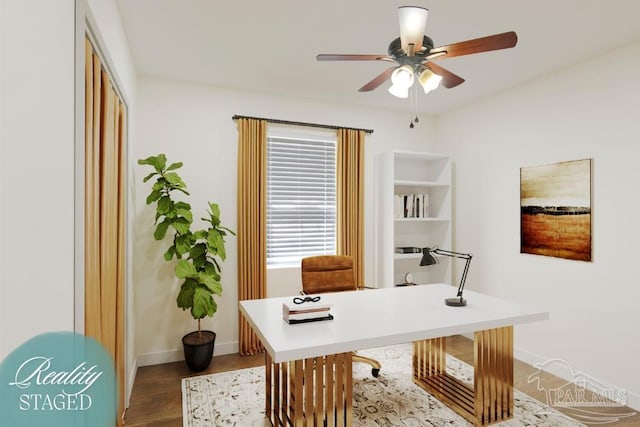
[520,159,592,261]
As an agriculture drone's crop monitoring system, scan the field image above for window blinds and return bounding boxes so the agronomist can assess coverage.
[266,133,337,267]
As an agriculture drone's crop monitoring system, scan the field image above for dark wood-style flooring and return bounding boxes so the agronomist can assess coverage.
[124,335,639,426]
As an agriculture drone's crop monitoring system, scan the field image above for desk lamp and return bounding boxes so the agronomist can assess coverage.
[420,247,473,307]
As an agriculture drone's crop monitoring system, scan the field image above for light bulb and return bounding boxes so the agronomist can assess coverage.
[388,83,409,98]
[391,65,415,88]
[418,68,443,94]
[398,6,428,52]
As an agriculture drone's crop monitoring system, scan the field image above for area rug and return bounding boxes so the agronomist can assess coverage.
[182,344,584,426]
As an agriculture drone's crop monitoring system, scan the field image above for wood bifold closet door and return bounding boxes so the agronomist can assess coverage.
[84,36,126,425]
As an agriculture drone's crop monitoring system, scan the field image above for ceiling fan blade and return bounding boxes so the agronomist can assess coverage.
[398,6,428,51]
[317,54,391,61]
[429,31,517,59]
[423,62,465,89]
[358,67,397,92]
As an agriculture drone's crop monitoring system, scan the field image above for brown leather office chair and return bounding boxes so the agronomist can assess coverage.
[301,255,381,377]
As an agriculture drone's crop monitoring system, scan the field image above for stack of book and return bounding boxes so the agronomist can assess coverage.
[282,299,333,324]
[394,193,429,218]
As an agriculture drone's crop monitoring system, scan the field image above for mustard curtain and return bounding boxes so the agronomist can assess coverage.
[237,118,267,355]
[85,37,126,425]
[337,129,365,288]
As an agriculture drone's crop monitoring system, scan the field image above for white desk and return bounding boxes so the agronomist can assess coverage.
[239,284,549,426]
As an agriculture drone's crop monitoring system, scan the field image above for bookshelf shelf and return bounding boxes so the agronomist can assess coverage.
[394,253,422,260]
[394,180,449,188]
[394,217,450,223]
[375,151,452,287]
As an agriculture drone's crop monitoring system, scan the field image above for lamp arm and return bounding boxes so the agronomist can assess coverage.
[456,255,472,297]
[432,248,473,297]
[432,248,472,261]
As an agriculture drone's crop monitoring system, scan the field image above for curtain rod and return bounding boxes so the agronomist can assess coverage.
[232,115,373,134]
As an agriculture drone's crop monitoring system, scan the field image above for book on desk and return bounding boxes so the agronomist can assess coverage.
[282,300,333,324]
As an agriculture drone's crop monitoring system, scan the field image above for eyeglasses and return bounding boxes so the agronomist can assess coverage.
[292,296,321,305]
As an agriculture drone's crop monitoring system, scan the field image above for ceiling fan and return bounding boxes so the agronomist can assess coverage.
[317,6,518,99]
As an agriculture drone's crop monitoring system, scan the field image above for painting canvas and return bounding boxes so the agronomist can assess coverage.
[520,159,592,261]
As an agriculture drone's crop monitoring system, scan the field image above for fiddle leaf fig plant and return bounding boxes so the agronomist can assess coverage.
[138,154,234,335]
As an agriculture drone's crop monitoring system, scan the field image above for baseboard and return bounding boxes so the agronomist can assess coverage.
[137,340,239,367]
[515,346,639,411]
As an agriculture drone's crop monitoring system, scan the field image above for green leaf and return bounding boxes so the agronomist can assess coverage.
[192,286,216,319]
[152,179,166,191]
[163,246,176,261]
[138,154,167,172]
[146,189,162,205]
[198,273,222,295]
[175,234,191,256]
[189,243,206,259]
[166,162,183,171]
[157,196,172,215]
[164,172,183,185]
[203,261,218,276]
[142,172,158,183]
[177,278,197,309]
[153,219,171,240]
[209,202,220,219]
[175,208,193,223]
[175,259,197,279]
[192,254,206,268]
[174,201,191,211]
[193,230,207,240]
[207,231,225,260]
[173,218,190,235]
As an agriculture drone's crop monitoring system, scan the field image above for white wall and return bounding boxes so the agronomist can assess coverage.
[0,0,76,358]
[133,76,436,364]
[435,40,640,409]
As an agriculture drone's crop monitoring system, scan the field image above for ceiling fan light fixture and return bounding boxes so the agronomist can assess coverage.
[389,65,414,98]
[418,67,443,94]
[391,65,415,88]
[398,6,428,52]
[388,83,409,98]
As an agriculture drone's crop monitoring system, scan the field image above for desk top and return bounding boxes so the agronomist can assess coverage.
[239,284,548,363]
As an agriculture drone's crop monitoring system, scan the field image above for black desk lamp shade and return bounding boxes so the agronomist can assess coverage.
[420,247,473,307]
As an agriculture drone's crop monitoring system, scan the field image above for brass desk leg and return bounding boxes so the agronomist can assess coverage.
[413,326,514,426]
[475,326,514,425]
[265,352,353,426]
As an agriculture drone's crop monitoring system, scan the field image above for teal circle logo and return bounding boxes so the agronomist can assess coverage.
[0,331,116,427]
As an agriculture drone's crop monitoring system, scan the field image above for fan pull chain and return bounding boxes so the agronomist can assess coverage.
[409,84,419,128]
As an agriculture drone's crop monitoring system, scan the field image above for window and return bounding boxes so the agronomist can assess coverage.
[266,128,337,267]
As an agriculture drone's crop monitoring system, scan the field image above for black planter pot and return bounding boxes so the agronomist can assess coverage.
[182,330,216,372]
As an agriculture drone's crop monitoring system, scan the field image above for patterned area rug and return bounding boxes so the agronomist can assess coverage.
[182,344,584,426]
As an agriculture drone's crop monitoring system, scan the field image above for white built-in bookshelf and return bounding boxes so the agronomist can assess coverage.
[375,151,452,287]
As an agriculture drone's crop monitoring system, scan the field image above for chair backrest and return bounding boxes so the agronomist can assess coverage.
[301,255,356,294]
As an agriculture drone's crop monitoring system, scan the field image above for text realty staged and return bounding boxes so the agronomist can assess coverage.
[8,356,102,410]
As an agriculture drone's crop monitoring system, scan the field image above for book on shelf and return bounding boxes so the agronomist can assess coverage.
[395,247,421,254]
[394,193,429,219]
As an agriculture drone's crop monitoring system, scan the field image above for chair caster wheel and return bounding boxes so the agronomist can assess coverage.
[371,368,380,377]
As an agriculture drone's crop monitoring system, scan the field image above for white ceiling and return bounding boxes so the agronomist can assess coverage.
[115,0,640,114]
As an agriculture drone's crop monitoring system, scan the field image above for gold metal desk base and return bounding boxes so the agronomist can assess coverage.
[265,352,353,427]
[413,326,514,426]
